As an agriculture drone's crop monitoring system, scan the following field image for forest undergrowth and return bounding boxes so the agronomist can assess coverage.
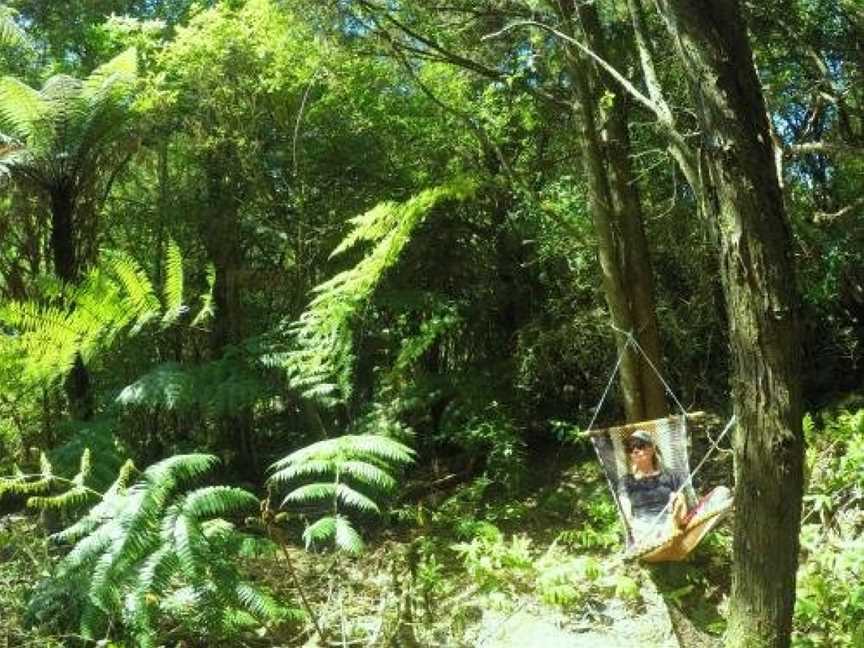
[1,404,862,648]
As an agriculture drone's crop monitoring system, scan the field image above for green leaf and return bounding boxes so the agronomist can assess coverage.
[0,77,46,140]
[268,458,337,484]
[340,460,396,490]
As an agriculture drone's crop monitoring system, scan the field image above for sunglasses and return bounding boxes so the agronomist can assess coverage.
[628,441,652,452]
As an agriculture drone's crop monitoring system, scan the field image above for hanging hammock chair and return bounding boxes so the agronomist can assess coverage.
[590,413,734,562]
[583,329,735,563]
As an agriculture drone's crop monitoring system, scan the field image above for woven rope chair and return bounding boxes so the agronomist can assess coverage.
[590,413,734,563]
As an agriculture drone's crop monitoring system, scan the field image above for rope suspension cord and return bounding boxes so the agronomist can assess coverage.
[609,323,689,417]
[583,331,641,539]
[583,333,633,436]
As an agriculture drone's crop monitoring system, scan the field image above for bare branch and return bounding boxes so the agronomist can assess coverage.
[482,19,663,120]
[293,69,320,179]
[352,0,571,110]
[626,0,673,122]
[786,141,864,157]
[814,196,864,224]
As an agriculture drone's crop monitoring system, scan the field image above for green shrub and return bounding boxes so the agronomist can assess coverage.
[793,407,864,646]
[28,454,293,646]
[452,526,534,593]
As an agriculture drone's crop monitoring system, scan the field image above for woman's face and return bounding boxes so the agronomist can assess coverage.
[629,440,654,465]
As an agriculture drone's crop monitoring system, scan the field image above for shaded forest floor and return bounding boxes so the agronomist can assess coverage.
[253,438,734,647]
[0,431,736,647]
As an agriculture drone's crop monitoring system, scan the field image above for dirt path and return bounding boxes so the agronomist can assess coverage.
[471,577,678,648]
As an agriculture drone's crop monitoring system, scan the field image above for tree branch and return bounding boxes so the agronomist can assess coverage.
[626,0,674,124]
[482,19,663,120]
[786,141,864,156]
[352,0,571,110]
[814,195,864,224]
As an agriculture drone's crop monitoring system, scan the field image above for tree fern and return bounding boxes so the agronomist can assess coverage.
[0,47,137,187]
[35,453,294,646]
[269,434,414,554]
[281,178,475,404]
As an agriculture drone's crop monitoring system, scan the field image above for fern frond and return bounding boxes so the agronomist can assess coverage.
[267,458,336,483]
[79,598,109,641]
[0,471,52,497]
[58,521,116,573]
[269,433,414,553]
[301,515,336,548]
[282,178,476,403]
[143,453,219,488]
[103,250,160,333]
[0,77,46,140]
[330,201,398,258]
[335,484,379,513]
[344,435,415,465]
[1,242,205,388]
[334,515,363,554]
[28,485,94,510]
[83,47,137,100]
[235,583,285,622]
[134,544,178,605]
[272,434,412,467]
[75,448,93,484]
[281,482,336,506]
[171,509,204,582]
[161,239,185,326]
[340,460,396,490]
[180,486,258,520]
[39,451,53,477]
[45,453,280,641]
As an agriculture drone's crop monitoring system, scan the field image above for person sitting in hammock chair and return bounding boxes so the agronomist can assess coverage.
[617,430,686,543]
[617,429,731,547]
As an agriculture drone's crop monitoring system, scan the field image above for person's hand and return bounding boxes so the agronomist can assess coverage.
[670,492,687,527]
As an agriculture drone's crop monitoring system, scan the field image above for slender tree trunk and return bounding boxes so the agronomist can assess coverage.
[571,58,644,422]
[562,0,668,422]
[577,3,668,419]
[50,186,93,420]
[656,2,804,645]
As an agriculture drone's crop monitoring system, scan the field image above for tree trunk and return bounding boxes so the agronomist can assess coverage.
[577,3,668,419]
[656,2,804,646]
[563,1,668,422]
[203,155,257,478]
[50,187,78,284]
[50,186,93,420]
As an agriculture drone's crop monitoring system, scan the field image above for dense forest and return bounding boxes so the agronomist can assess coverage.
[0,1,862,646]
